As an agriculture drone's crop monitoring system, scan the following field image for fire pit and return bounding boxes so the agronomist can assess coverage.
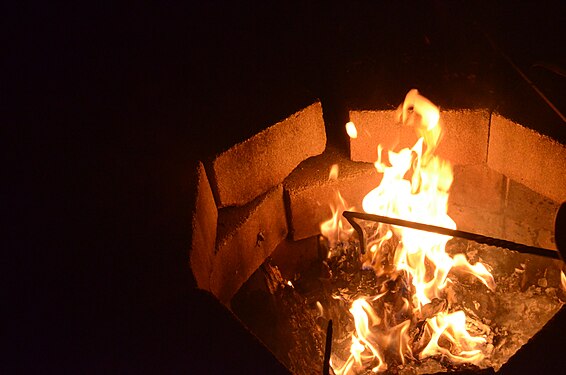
[189,88,565,374]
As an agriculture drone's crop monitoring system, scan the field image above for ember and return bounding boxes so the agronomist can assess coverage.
[229,90,564,375]
[324,90,495,373]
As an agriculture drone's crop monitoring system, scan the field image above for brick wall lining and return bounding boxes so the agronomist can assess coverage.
[190,104,566,305]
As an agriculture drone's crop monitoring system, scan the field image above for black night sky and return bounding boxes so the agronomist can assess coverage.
[6,1,565,373]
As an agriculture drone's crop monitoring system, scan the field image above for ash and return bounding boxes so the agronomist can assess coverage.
[445,238,565,372]
[282,236,563,374]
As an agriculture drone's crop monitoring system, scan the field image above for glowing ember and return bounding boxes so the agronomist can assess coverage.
[330,90,496,373]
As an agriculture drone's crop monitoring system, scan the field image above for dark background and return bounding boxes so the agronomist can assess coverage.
[6,1,565,373]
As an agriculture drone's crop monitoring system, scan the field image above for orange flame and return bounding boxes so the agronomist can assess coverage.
[332,90,495,373]
[320,164,354,249]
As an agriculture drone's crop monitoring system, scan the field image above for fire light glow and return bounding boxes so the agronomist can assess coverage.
[320,164,355,250]
[328,89,496,373]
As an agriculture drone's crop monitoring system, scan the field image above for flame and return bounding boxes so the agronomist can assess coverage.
[332,90,495,373]
[346,121,358,139]
[419,311,486,363]
[561,270,566,291]
[331,297,387,374]
[329,164,340,180]
[316,301,324,317]
[320,164,355,249]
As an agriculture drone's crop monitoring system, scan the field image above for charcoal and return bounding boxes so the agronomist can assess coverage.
[235,230,564,374]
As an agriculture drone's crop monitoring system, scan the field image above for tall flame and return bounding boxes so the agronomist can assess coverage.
[332,90,495,373]
[320,164,355,249]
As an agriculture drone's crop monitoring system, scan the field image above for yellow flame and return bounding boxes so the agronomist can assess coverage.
[332,298,387,374]
[329,164,339,180]
[419,311,485,364]
[346,121,358,139]
[320,164,354,249]
[316,301,324,317]
[332,90,495,373]
[561,270,566,291]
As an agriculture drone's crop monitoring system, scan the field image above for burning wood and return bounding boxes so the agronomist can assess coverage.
[342,210,560,259]
[317,90,495,373]
[314,90,564,373]
[231,90,564,375]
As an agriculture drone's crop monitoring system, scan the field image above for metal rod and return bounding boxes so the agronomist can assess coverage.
[343,211,561,260]
[322,319,333,375]
[482,30,566,123]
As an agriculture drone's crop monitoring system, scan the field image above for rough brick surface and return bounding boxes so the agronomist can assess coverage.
[435,110,489,165]
[348,109,489,165]
[210,185,287,304]
[189,161,218,291]
[348,110,409,162]
[488,114,566,203]
[447,163,506,239]
[447,205,504,240]
[502,180,560,249]
[284,148,381,241]
[449,164,505,214]
[448,177,560,250]
[270,237,322,280]
[505,180,559,232]
[210,102,326,208]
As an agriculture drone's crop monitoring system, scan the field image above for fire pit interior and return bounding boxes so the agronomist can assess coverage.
[17,1,566,373]
[190,85,565,374]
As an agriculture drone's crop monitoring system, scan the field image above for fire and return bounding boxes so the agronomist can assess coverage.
[331,90,495,373]
[419,310,486,363]
[331,297,387,374]
[320,164,354,249]
[345,121,358,139]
